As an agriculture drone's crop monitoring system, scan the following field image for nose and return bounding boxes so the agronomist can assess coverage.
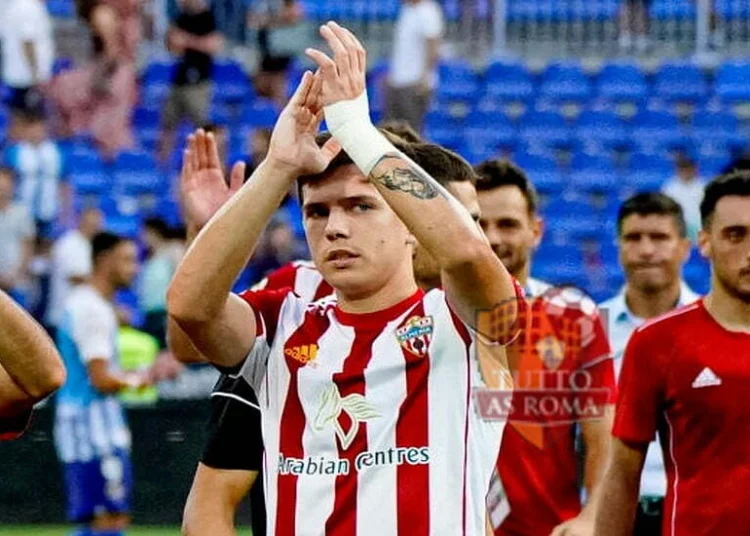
[637,237,657,258]
[324,207,351,241]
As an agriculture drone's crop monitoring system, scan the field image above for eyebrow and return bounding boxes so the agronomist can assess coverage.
[302,195,382,212]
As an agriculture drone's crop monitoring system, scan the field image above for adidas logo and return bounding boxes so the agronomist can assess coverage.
[691,367,722,389]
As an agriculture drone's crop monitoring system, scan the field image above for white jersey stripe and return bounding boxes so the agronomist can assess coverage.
[296,323,355,535]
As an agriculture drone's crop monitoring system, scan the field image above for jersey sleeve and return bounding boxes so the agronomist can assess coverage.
[237,287,294,344]
[0,410,32,441]
[252,263,298,292]
[201,376,263,471]
[612,326,669,445]
[72,301,115,363]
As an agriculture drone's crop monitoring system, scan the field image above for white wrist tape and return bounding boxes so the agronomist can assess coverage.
[324,92,397,175]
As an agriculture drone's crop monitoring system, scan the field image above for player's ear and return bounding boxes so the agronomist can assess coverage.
[697,228,711,259]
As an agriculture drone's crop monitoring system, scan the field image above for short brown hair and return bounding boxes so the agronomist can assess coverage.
[410,143,477,188]
[377,120,423,143]
[475,159,538,215]
[701,169,750,228]
[297,131,415,203]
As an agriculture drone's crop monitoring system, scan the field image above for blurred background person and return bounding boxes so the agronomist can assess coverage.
[249,0,305,107]
[0,168,36,307]
[618,0,650,53]
[663,154,705,243]
[159,0,223,164]
[385,0,443,132]
[0,0,54,113]
[46,207,103,337]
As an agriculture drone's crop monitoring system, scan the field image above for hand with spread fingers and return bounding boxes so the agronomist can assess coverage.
[265,70,342,176]
[180,130,246,231]
[305,21,368,107]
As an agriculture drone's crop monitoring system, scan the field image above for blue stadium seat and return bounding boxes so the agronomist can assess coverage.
[569,156,619,193]
[113,151,166,196]
[596,62,649,102]
[69,155,109,197]
[437,61,481,103]
[716,62,750,103]
[47,0,76,17]
[519,110,571,148]
[539,62,592,102]
[574,109,630,150]
[625,153,672,190]
[691,108,744,149]
[483,61,535,103]
[464,111,518,152]
[241,99,280,129]
[106,214,142,240]
[212,60,253,103]
[630,110,686,151]
[650,0,696,19]
[52,57,75,76]
[141,61,176,107]
[654,62,708,103]
[715,0,750,19]
[424,111,463,149]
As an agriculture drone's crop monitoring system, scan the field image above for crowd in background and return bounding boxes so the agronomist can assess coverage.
[0,0,746,401]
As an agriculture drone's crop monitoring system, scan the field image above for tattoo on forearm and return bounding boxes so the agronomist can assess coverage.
[370,154,440,200]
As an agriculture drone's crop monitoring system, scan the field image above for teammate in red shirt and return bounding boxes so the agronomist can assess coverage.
[169,24,520,535]
[475,159,616,536]
[0,289,66,440]
[596,171,750,535]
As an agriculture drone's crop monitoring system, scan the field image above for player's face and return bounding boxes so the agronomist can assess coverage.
[619,214,690,293]
[477,185,541,279]
[412,180,481,289]
[699,196,750,302]
[302,164,413,298]
[110,241,139,289]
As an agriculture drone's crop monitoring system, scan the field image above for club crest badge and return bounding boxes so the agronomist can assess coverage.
[396,315,434,358]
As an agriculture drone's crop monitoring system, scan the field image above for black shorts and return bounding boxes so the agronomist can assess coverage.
[201,374,264,472]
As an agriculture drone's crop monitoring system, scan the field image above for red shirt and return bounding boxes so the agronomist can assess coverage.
[0,410,32,441]
[490,284,616,536]
[614,299,750,536]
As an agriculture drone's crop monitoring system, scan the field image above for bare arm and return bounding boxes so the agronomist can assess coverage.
[594,438,647,536]
[87,359,139,394]
[167,73,340,368]
[423,36,439,83]
[579,405,614,517]
[0,291,65,417]
[22,41,39,84]
[307,23,517,335]
[182,463,256,536]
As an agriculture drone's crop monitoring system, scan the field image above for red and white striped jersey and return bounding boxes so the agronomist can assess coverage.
[252,260,334,302]
[237,285,520,536]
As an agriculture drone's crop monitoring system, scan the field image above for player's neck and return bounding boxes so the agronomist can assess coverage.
[337,271,420,315]
[624,281,681,319]
[513,263,530,289]
[704,285,750,333]
[90,273,117,301]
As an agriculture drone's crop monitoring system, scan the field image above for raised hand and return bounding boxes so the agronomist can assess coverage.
[305,22,367,107]
[265,70,341,175]
[180,130,246,230]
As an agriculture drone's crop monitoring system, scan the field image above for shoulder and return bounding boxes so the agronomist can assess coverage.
[632,301,703,341]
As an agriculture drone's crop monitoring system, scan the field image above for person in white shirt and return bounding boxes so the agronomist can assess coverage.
[662,154,705,243]
[0,168,36,305]
[599,192,700,535]
[46,207,103,333]
[1,0,54,111]
[385,0,443,133]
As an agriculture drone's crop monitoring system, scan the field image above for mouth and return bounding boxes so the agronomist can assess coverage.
[325,249,360,267]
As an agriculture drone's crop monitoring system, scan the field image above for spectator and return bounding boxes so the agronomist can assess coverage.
[385,0,444,133]
[0,168,36,306]
[0,0,54,113]
[45,207,103,335]
[249,0,305,108]
[159,0,223,164]
[3,106,71,239]
[139,218,178,348]
[662,155,705,242]
[244,218,307,284]
[75,0,142,63]
[618,0,650,53]
[50,0,138,157]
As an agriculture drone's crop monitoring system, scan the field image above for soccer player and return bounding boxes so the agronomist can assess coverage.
[54,232,149,536]
[0,289,65,440]
[595,171,750,535]
[168,21,521,535]
[475,159,616,536]
[599,192,698,535]
[178,134,486,535]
